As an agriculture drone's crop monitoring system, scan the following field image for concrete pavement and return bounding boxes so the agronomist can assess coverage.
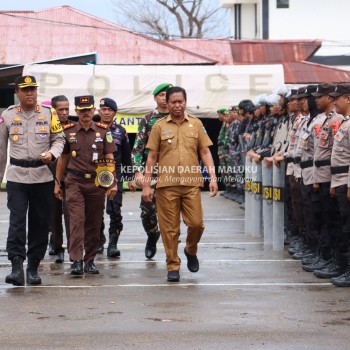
[0,190,349,349]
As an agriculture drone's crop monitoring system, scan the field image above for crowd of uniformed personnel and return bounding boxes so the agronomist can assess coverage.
[217,83,350,287]
[0,75,349,287]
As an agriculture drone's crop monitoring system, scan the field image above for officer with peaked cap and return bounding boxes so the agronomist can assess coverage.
[0,75,65,286]
[97,97,136,257]
[314,83,350,286]
[131,83,173,259]
[54,95,117,276]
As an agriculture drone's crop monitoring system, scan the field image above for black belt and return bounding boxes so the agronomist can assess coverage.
[314,159,331,167]
[67,168,96,179]
[10,157,44,168]
[300,159,314,169]
[331,166,350,175]
[286,157,294,164]
[293,157,301,164]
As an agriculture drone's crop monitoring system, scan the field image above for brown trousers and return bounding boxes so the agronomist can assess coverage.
[65,174,106,262]
[156,186,205,271]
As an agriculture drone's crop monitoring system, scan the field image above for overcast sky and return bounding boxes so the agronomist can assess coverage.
[0,0,118,24]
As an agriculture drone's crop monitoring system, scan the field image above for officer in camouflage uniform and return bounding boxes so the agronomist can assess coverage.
[131,83,172,259]
[0,75,65,286]
[216,108,229,196]
[226,106,241,200]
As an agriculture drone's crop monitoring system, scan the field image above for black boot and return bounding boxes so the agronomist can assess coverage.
[26,259,42,285]
[313,251,349,279]
[107,231,121,258]
[145,231,160,259]
[5,256,25,286]
[331,268,350,287]
[302,247,331,272]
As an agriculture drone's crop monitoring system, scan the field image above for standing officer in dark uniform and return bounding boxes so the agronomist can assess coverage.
[0,75,65,286]
[54,96,117,276]
[131,83,173,259]
[97,97,136,257]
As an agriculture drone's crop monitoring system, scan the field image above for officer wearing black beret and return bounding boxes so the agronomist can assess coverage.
[96,97,136,257]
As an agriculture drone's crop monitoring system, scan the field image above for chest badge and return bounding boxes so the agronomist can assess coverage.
[72,151,77,157]
[13,135,19,142]
[14,117,21,123]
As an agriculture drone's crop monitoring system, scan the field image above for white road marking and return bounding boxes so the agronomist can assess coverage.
[0,282,333,289]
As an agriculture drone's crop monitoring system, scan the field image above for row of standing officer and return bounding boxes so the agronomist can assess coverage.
[277,83,350,287]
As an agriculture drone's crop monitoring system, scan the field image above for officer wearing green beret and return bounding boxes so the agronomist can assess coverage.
[131,83,173,259]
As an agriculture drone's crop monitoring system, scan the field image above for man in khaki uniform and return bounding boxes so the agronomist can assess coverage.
[0,75,65,286]
[142,86,218,282]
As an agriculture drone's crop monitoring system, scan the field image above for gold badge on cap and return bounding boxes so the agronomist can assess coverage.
[24,76,32,84]
[100,100,105,105]
[13,135,19,142]
[72,151,77,157]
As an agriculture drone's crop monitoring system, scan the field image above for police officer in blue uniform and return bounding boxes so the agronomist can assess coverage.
[97,98,136,257]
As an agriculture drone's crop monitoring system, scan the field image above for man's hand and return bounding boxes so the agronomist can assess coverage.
[313,183,319,192]
[347,187,350,202]
[54,182,62,200]
[330,187,336,198]
[264,156,273,168]
[134,171,145,188]
[106,184,118,200]
[128,180,137,192]
[142,186,153,202]
[209,178,218,197]
[40,152,53,165]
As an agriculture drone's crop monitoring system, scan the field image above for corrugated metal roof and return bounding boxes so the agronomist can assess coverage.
[167,39,321,64]
[0,6,215,65]
[282,61,350,84]
[167,38,350,83]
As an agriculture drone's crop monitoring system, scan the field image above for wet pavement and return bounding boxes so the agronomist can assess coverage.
[0,190,349,349]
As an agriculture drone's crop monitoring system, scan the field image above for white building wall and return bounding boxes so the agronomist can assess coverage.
[268,0,349,40]
[220,0,350,41]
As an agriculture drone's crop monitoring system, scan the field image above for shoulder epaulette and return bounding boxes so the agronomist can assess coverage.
[96,122,108,129]
[186,114,198,120]
[5,105,17,111]
[63,122,76,130]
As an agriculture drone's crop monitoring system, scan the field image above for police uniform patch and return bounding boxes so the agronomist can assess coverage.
[0,117,4,124]
[37,116,46,120]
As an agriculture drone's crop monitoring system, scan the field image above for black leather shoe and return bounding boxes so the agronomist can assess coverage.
[71,260,83,276]
[55,251,64,264]
[184,248,199,272]
[96,244,104,254]
[84,261,99,274]
[167,270,180,282]
[145,231,160,259]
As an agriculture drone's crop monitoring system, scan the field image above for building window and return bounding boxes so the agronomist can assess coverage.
[277,0,289,8]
